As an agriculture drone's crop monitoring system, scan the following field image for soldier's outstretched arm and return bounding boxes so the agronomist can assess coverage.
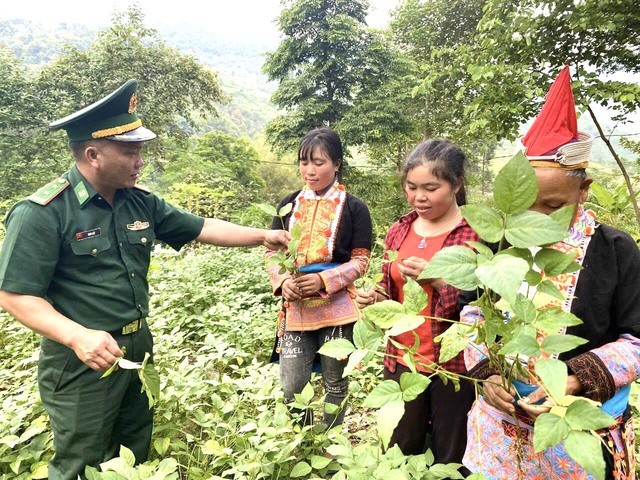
[0,290,123,371]
[195,218,290,250]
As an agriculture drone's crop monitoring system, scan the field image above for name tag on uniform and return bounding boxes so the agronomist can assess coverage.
[127,220,150,231]
[75,228,101,241]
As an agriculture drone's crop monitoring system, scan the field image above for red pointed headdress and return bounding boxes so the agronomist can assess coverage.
[516,66,592,169]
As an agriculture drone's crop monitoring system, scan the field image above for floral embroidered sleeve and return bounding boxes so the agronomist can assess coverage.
[319,248,370,294]
[567,335,640,403]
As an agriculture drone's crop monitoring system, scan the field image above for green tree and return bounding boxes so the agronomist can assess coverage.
[415,0,640,223]
[34,5,225,175]
[386,0,497,192]
[0,47,69,204]
[157,132,265,219]
[263,0,393,153]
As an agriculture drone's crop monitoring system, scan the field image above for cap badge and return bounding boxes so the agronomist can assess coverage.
[128,93,138,114]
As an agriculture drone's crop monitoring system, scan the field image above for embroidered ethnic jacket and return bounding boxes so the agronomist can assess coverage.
[265,185,372,331]
[379,210,479,374]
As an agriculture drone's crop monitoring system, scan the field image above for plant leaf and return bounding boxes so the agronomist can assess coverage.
[436,322,474,363]
[139,354,160,409]
[376,400,405,450]
[493,151,538,214]
[353,318,382,350]
[550,204,575,231]
[256,203,277,216]
[318,338,356,359]
[541,334,588,355]
[534,358,567,402]
[532,308,582,334]
[466,241,494,261]
[533,413,570,451]
[505,210,569,248]
[343,349,368,377]
[310,455,333,469]
[498,333,540,357]
[475,255,529,304]
[363,380,403,408]
[290,461,312,478]
[535,280,565,301]
[534,248,582,277]
[399,372,431,402]
[564,430,607,480]
[564,399,616,430]
[420,245,479,291]
[363,300,408,328]
[278,202,293,217]
[402,278,428,314]
[460,204,504,243]
[386,314,425,338]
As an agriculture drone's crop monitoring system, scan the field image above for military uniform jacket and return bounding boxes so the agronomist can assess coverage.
[0,165,204,332]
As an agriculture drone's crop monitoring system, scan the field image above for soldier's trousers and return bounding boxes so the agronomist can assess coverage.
[38,323,154,480]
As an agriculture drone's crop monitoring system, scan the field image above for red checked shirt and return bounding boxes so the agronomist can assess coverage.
[379,210,478,374]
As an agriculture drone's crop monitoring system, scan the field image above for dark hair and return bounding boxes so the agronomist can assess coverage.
[401,138,468,205]
[564,168,588,183]
[298,127,344,175]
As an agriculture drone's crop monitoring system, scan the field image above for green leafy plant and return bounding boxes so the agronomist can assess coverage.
[258,202,302,276]
[588,181,635,216]
[101,351,160,409]
[320,152,616,480]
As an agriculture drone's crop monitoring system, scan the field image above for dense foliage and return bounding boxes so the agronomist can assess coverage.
[1,244,639,479]
[0,0,639,478]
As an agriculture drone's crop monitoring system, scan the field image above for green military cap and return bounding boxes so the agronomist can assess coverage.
[49,79,156,142]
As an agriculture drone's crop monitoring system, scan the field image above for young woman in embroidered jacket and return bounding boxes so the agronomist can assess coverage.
[355,139,478,471]
[265,128,372,427]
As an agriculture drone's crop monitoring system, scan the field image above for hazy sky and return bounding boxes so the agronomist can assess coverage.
[0,0,399,43]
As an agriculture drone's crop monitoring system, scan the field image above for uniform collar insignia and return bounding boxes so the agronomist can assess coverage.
[74,182,90,206]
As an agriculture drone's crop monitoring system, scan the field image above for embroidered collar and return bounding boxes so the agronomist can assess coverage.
[563,204,597,247]
[289,181,347,266]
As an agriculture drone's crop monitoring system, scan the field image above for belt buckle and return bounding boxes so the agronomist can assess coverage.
[121,319,141,335]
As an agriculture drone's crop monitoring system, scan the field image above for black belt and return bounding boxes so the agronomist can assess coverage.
[109,318,144,337]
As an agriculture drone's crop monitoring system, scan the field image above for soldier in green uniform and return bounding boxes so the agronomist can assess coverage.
[0,79,289,480]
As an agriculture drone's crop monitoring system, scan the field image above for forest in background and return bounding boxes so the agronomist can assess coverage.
[1,1,640,478]
[1,0,639,239]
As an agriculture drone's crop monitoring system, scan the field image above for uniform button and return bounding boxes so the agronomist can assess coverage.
[119,242,123,247]
[130,272,136,278]
[141,237,147,244]
[137,304,142,309]
[91,248,98,255]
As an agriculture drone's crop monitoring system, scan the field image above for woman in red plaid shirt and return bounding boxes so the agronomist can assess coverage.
[355,138,478,472]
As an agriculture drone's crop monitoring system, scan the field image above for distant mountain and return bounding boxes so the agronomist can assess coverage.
[0,18,277,138]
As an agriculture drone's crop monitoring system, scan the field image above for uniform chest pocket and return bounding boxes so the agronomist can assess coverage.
[126,230,155,247]
[125,230,156,264]
[68,236,117,283]
[70,236,111,257]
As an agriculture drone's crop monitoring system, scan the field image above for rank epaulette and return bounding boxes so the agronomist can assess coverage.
[133,184,151,193]
[28,178,70,206]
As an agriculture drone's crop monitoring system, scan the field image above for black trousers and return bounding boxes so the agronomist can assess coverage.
[384,363,475,470]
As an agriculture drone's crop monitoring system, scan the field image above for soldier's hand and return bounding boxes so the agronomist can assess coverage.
[70,329,124,371]
[264,230,291,251]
